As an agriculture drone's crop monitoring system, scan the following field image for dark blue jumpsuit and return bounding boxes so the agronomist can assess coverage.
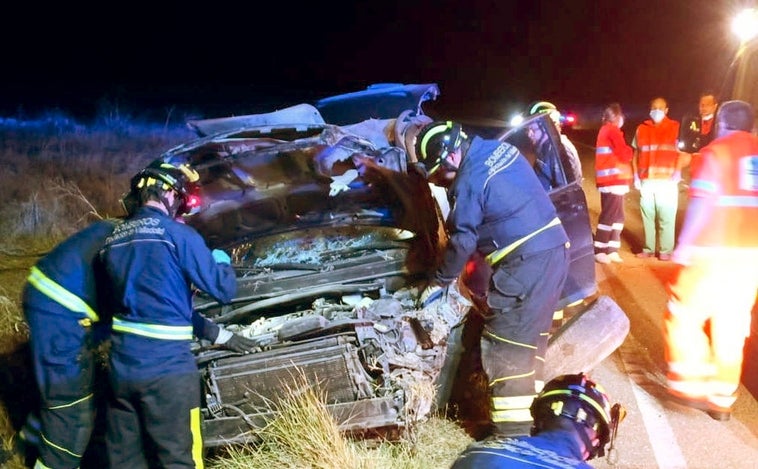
[99,206,236,469]
[22,219,117,469]
[435,137,570,435]
[451,431,593,468]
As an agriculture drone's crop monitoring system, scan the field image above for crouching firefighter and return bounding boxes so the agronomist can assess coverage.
[414,121,571,436]
[99,161,258,468]
[19,215,119,469]
[451,372,626,468]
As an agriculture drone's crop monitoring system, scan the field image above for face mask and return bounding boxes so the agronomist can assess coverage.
[702,114,714,120]
[617,117,625,128]
[650,110,665,123]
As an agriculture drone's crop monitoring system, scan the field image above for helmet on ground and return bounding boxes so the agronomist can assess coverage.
[530,372,617,460]
[527,100,561,127]
[716,100,755,132]
[122,161,200,217]
[413,120,466,175]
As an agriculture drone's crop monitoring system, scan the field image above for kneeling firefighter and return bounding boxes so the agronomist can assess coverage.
[415,121,571,436]
[452,372,626,468]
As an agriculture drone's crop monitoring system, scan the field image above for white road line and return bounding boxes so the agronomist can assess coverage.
[618,336,688,469]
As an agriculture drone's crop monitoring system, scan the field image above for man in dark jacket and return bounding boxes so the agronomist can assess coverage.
[20,217,118,468]
[415,121,570,437]
[100,161,257,468]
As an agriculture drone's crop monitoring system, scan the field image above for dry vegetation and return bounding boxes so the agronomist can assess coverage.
[0,110,473,468]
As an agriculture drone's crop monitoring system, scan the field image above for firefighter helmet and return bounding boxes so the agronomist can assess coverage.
[122,161,200,217]
[527,100,562,127]
[413,120,467,175]
[530,372,618,460]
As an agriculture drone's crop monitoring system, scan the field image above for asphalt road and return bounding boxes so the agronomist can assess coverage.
[566,130,758,469]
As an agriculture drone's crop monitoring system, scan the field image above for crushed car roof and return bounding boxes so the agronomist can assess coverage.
[187,83,440,136]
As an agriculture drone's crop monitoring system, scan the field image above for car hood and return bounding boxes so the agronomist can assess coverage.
[187,83,440,136]
[162,122,437,251]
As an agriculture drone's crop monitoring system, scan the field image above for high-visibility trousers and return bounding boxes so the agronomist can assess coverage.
[664,247,758,407]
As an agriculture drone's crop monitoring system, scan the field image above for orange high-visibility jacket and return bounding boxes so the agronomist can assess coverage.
[634,117,680,180]
[689,131,758,247]
[595,122,634,187]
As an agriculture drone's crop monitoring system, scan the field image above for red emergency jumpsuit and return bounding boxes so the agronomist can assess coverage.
[594,122,633,256]
[664,130,758,413]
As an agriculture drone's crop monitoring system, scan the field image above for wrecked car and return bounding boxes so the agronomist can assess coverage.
[143,83,628,447]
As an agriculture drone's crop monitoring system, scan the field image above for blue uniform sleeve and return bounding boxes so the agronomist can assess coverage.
[193,311,220,342]
[172,224,238,304]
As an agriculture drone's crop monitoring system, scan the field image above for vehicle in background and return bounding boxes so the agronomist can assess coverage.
[560,110,578,129]
[139,83,627,448]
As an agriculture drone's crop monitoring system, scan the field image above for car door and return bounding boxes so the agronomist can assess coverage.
[499,114,597,309]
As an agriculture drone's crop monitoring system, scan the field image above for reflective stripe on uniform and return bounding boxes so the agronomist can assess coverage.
[596,167,622,177]
[491,407,534,423]
[39,431,84,461]
[49,394,93,411]
[716,195,758,207]
[112,317,193,340]
[595,146,613,154]
[34,459,53,469]
[490,369,535,387]
[191,407,205,469]
[27,266,99,322]
[483,328,537,349]
[491,397,535,426]
[492,394,536,410]
[640,144,679,152]
[485,217,563,266]
[691,179,718,193]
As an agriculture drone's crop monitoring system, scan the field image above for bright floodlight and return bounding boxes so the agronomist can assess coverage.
[510,114,524,127]
[732,8,758,43]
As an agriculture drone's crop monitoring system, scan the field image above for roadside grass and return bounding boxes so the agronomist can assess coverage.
[206,373,470,469]
[0,111,474,467]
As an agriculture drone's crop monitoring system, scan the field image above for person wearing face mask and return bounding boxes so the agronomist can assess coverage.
[631,97,684,261]
[593,103,634,264]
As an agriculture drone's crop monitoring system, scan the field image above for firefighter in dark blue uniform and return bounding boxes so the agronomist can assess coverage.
[452,373,625,468]
[20,218,118,469]
[415,121,571,437]
[100,161,257,468]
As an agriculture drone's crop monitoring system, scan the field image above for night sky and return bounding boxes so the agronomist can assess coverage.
[1,0,753,122]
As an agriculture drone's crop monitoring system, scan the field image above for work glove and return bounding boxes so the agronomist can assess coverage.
[214,328,259,354]
[212,249,231,265]
[633,176,641,191]
[418,282,448,308]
